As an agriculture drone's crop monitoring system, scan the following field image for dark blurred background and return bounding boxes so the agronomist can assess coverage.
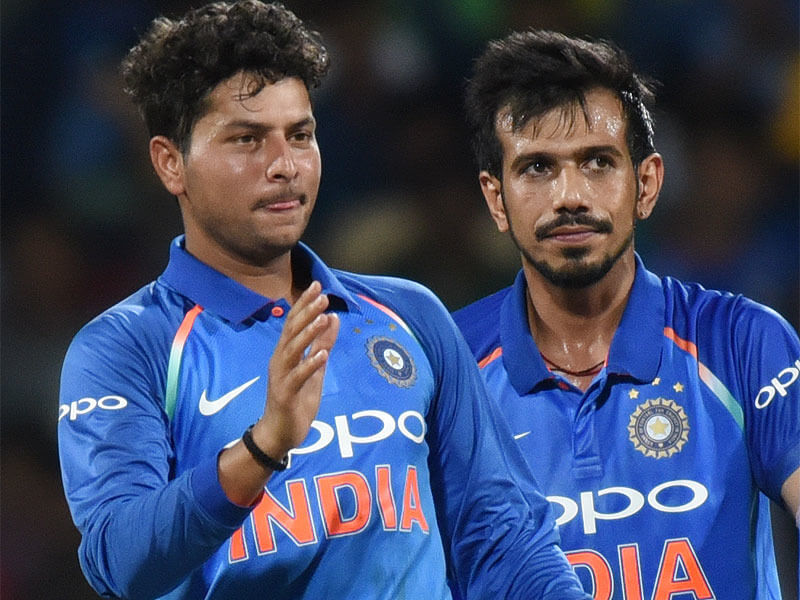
[2,0,798,598]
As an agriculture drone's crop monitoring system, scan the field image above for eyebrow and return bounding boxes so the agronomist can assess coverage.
[579,145,625,158]
[509,145,626,171]
[222,117,316,133]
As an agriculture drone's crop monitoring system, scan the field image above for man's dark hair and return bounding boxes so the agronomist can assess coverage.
[464,29,657,177]
[121,0,329,152]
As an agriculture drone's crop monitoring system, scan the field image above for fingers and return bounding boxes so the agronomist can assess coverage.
[292,312,339,389]
[261,283,340,453]
[311,311,340,357]
[288,280,328,331]
[278,282,328,359]
[286,312,339,387]
[271,282,340,392]
[305,312,340,368]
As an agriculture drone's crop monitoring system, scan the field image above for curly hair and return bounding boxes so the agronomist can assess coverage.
[121,0,329,152]
[464,29,657,178]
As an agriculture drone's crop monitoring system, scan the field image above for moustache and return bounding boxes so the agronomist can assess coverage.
[535,214,613,241]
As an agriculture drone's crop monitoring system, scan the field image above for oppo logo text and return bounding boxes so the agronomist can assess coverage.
[755,358,800,409]
[548,479,709,535]
[59,395,129,421]
[286,409,426,467]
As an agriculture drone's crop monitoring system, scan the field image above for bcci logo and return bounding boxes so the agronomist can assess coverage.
[628,398,689,459]
[367,337,417,388]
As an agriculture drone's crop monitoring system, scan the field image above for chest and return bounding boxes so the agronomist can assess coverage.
[485,347,751,505]
[486,351,765,599]
[168,308,436,474]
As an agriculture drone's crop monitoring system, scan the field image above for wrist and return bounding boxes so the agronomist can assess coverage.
[242,424,289,472]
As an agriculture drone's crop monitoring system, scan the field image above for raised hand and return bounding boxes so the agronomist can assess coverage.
[256,280,340,459]
[218,281,339,505]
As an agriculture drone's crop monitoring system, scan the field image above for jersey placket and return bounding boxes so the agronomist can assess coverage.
[571,374,607,480]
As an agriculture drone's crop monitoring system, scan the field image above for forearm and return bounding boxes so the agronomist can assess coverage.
[78,458,250,599]
[501,541,589,600]
[217,423,284,506]
[450,502,588,599]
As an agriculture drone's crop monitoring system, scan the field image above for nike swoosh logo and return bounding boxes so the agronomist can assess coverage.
[513,431,531,440]
[199,376,260,416]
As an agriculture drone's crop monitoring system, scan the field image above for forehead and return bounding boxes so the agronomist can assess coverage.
[496,87,627,151]
[202,72,313,123]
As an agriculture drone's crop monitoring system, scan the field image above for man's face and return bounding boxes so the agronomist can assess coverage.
[482,87,651,288]
[177,74,321,265]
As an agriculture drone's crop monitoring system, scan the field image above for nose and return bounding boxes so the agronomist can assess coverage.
[266,140,298,182]
[552,165,590,212]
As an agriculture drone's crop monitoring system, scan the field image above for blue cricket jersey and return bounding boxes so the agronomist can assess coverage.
[58,236,589,600]
[453,255,800,600]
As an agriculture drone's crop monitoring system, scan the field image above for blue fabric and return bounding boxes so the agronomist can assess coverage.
[453,254,800,599]
[58,236,588,599]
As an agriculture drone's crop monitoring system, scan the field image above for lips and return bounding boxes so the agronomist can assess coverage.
[546,225,596,238]
[546,230,597,245]
[253,193,305,211]
[266,198,301,210]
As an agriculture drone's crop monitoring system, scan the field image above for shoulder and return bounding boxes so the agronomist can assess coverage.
[661,275,794,336]
[66,281,181,364]
[659,276,799,377]
[334,269,447,315]
[333,269,467,366]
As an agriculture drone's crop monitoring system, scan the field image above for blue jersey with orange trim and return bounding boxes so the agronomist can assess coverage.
[453,255,800,600]
[58,237,588,600]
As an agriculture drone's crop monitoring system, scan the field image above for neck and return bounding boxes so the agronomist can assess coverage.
[539,351,605,378]
[185,236,302,303]
[524,252,635,384]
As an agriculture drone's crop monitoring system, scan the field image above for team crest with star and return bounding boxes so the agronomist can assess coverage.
[627,397,689,458]
[366,336,417,388]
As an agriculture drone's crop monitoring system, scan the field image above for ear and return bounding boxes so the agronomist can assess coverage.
[635,152,664,220]
[149,135,186,197]
[479,171,509,233]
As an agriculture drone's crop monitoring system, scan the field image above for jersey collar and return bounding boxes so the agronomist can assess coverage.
[500,253,664,395]
[605,254,664,381]
[500,270,553,395]
[159,236,358,323]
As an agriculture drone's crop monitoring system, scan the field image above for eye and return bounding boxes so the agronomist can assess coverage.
[524,158,552,175]
[587,155,614,170]
[290,130,314,145]
[234,134,257,144]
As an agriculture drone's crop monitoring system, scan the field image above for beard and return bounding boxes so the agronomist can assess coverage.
[190,194,313,268]
[509,214,634,289]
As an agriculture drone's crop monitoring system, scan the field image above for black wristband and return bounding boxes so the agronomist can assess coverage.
[241,424,288,471]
